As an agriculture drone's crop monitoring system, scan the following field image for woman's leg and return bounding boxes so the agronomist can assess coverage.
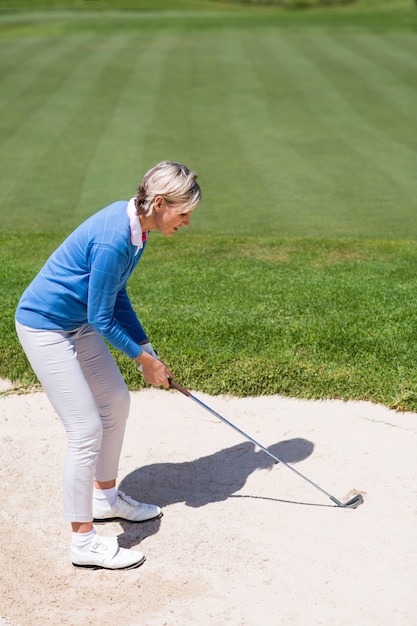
[16,321,150,570]
[75,327,162,524]
[74,324,130,485]
[15,321,129,524]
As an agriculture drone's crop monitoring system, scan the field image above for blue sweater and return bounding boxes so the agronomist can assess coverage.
[15,201,148,359]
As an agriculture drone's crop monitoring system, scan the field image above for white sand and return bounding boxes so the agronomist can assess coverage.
[1,382,416,625]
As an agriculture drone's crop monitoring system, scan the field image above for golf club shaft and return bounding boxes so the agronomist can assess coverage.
[169,379,344,507]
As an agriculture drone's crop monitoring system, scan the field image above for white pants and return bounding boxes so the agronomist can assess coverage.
[15,321,130,522]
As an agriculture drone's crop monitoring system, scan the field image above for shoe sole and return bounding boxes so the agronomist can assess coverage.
[93,511,163,524]
[72,555,146,571]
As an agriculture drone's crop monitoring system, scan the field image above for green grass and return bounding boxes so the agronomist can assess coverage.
[3,232,417,411]
[1,1,417,410]
[0,7,416,236]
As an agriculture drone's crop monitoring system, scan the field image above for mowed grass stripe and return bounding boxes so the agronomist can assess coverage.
[1,22,415,239]
[298,33,417,212]
[294,34,417,191]
[190,32,266,232]
[0,36,48,83]
[269,35,416,193]
[309,34,417,140]
[235,31,369,235]
[129,28,262,233]
[75,32,180,220]
[0,36,93,139]
[216,32,332,232]
[135,29,206,167]
[209,31,291,232]
[0,35,139,227]
[0,35,100,207]
[349,33,417,84]
[379,32,417,69]
[8,34,142,226]
[154,30,263,233]
[259,32,416,239]
[217,31,381,237]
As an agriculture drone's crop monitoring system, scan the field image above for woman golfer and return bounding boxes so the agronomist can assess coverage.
[15,161,202,570]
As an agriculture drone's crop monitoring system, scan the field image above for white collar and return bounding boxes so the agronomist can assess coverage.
[127,197,148,252]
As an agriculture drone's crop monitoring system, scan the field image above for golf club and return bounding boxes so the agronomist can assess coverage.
[169,379,364,509]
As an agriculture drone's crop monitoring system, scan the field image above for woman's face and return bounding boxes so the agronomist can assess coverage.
[154,198,193,237]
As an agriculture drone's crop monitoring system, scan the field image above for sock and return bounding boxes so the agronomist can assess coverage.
[71,529,96,553]
[93,486,117,510]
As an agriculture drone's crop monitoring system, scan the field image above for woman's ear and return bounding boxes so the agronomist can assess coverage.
[153,195,163,213]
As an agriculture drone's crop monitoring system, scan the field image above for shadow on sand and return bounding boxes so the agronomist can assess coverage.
[117,437,314,548]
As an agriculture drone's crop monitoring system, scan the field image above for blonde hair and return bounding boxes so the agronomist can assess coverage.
[135,160,202,217]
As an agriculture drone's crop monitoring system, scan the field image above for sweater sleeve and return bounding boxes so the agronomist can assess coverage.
[87,244,143,359]
[114,286,148,346]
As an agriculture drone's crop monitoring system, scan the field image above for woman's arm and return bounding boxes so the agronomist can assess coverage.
[86,244,143,358]
[113,286,148,346]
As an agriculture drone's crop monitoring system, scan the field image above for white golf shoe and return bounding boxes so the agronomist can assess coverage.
[93,490,162,523]
[72,535,145,570]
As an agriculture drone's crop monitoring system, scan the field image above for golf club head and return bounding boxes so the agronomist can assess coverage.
[342,493,364,509]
